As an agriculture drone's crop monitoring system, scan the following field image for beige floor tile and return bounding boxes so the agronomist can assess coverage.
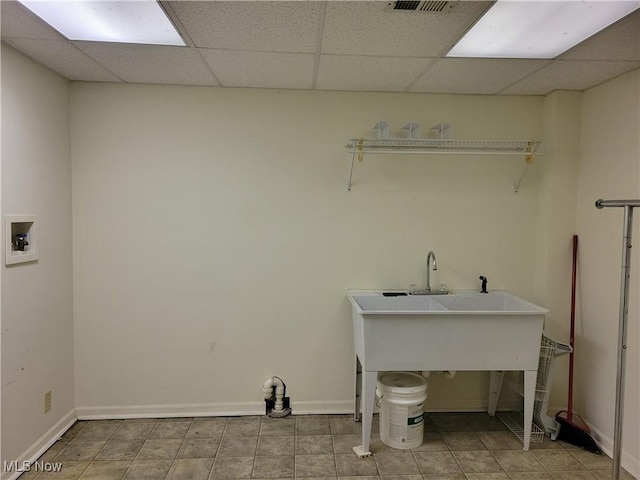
[375,452,420,476]
[295,454,337,477]
[224,417,261,437]
[187,418,227,438]
[296,436,333,455]
[334,453,379,476]
[465,474,510,479]
[77,460,131,479]
[71,421,122,443]
[590,468,636,479]
[166,457,214,480]
[332,434,362,454]
[568,449,613,470]
[507,473,553,479]
[111,422,155,441]
[532,450,586,471]
[121,459,172,480]
[177,437,221,458]
[380,475,422,480]
[453,450,503,473]
[442,432,487,451]
[149,420,192,439]
[217,436,258,457]
[252,455,295,478]
[296,417,331,435]
[61,422,88,442]
[54,442,106,462]
[32,461,89,480]
[492,450,545,472]
[330,416,362,435]
[413,451,463,474]
[257,435,295,456]
[136,438,182,460]
[420,474,466,480]
[464,413,509,432]
[94,440,144,461]
[412,431,449,452]
[260,418,296,436]
[478,431,525,450]
[210,456,254,479]
[549,471,597,479]
[430,414,472,432]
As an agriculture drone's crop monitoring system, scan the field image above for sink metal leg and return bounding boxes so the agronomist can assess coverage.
[354,355,362,422]
[523,370,537,451]
[488,371,505,416]
[353,370,376,457]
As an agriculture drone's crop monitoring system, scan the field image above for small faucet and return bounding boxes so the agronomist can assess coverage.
[426,251,438,292]
[479,275,488,294]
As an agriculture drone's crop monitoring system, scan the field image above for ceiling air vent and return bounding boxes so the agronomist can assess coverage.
[386,1,457,13]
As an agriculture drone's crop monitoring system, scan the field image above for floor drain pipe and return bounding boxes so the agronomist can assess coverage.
[263,376,292,418]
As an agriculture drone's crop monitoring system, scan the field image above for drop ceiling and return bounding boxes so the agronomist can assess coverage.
[2,0,639,95]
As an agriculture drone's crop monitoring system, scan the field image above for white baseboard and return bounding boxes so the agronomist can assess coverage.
[590,423,639,479]
[1,409,77,480]
[75,400,355,420]
[75,398,515,420]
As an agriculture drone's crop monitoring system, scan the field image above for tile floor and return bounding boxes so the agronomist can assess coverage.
[17,413,635,480]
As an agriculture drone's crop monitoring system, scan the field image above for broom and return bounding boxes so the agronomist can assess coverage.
[555,235,601,453]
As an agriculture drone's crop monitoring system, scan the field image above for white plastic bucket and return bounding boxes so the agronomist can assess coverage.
[377,371,428,449]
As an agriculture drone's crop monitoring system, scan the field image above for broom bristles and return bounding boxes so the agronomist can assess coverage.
[555,412,602,454]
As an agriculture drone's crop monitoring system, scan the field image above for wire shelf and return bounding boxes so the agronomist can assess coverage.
[497,410,545,444]
[499,335,572,441]
[346,138,540,154]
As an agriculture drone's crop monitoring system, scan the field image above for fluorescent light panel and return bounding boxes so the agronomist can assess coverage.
[448,0,639,59]
[18,0,185,46]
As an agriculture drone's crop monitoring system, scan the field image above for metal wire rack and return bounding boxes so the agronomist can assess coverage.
[498,334,572,442]
[346,138,541,154]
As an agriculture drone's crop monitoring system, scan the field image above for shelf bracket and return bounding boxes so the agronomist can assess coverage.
[514,141,536,193]
[347,138,364,191]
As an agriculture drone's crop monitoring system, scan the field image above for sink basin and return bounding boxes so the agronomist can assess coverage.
[431,291,546,313]
[349,293,448,314]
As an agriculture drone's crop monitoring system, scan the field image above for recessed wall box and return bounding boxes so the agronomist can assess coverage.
[5,215,38,265]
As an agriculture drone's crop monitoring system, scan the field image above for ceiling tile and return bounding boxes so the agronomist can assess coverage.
[317,55,434,92]
[0,0,62,40]
[168,1,322,53]
[2,38,122,82]
[73,42,218,86]
[321,1,491,57]
[502,60,640,95]
[560,10,640,62]
[410,58,550,95]
[200,49,314,89]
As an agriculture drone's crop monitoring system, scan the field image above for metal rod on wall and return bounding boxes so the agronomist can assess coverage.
[595,198,639,480]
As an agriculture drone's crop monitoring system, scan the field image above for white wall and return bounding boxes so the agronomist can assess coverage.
[71,83,544,416]
[1,45,75,473]
[576,69,639,475]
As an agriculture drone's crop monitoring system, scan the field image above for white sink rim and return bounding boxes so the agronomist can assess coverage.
[347,290,548,315]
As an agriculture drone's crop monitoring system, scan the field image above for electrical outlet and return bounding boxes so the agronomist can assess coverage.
[44,390,52,413]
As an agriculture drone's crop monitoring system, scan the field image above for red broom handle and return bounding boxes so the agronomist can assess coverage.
[568,235,578,421]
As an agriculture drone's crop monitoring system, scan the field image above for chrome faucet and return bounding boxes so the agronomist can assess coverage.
[426,251,438,292]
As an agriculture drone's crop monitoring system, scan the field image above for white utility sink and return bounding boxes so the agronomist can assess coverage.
[347,289,548,457]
